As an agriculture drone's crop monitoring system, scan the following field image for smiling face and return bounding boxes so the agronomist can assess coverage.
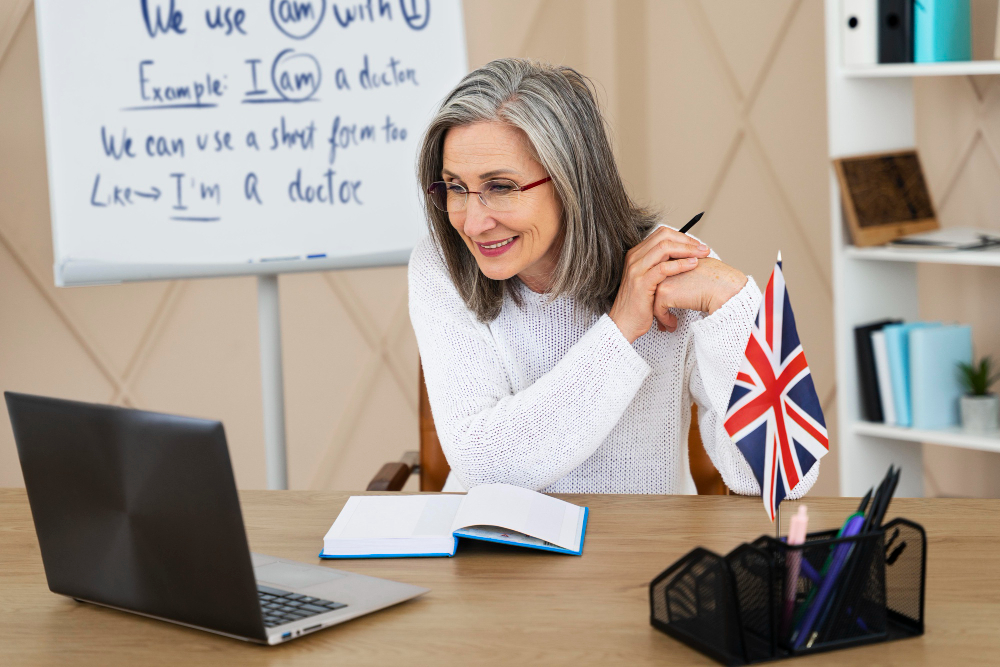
[441,121,563,292]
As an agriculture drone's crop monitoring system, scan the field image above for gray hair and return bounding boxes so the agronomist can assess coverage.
[417,58,658,322]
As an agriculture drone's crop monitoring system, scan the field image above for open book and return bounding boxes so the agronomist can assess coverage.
[320,483,588,558]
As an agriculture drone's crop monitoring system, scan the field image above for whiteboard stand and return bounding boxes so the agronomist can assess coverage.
[257,274,288,490]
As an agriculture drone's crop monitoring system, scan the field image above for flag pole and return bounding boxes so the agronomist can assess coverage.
[776,504,781,539]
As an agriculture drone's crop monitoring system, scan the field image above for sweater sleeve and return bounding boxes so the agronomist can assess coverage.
[408,239,652,491]
[684,277,820,498]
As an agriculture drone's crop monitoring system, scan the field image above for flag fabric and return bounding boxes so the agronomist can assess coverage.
[723,253,829,521]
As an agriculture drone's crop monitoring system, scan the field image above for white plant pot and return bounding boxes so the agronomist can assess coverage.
[960,394,1000,433]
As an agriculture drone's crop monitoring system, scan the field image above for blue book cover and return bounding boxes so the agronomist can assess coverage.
[909,324,973,429]
[883,322,939,427]
[914,0,971,63]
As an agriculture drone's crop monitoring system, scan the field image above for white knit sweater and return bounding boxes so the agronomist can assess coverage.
[408,235,819,496]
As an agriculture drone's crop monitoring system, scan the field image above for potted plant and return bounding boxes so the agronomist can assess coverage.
[957,356,1000,433]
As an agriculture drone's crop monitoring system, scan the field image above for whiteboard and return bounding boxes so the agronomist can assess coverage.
[34,0,466,285]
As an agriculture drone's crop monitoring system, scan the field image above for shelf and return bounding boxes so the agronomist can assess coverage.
[853,421,1000,454]
[840,61,1000,78]
[844,245,1000,267]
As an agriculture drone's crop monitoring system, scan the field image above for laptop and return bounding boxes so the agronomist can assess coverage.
[4,391,428,645]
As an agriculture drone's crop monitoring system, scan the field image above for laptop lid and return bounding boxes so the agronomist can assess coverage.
[5,392,267,642]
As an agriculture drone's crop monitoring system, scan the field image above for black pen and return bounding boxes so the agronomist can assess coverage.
[856,487,873,515]
[862,468,891,534]
[874,466,898,529]
[680,212,704,234]
[865,466,895,534]
[874,467,901,530]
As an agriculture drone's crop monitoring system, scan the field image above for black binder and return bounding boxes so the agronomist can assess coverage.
[854,319,900,422]
[878,0,914,63]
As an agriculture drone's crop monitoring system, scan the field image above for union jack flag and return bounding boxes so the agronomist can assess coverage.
[723,253,828,521]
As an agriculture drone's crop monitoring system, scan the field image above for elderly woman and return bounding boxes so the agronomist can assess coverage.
[409,59,818,496]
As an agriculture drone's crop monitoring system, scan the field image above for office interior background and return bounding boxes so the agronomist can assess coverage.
[2,0,1000,498]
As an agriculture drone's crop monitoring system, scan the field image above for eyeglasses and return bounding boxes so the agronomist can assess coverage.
[426,176,552,213]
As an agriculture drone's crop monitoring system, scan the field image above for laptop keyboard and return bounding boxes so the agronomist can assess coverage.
[257,584,348,628]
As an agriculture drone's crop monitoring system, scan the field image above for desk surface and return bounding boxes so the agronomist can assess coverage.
[2,489,999,666]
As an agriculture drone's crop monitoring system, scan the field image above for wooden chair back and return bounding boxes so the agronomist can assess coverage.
[686,404,729,495]
[418,364,727,494]
[418,365,451,492]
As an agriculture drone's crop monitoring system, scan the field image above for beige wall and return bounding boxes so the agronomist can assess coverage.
[2,0,997,497]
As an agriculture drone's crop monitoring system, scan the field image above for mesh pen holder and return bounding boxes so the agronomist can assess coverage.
[649,518,925,665]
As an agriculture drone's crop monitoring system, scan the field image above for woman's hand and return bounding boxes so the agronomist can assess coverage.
[608,227,709,343]
[652,258,747,332]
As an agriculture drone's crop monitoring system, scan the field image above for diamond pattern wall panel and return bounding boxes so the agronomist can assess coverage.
[914,72,1000,499]
[646,1,742,212]
[699,0,797,99]
[646,0,836,495]
[279,272,374,490]
[749,0,832,281]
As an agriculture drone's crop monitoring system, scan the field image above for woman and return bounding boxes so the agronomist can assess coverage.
[409,58,818,496]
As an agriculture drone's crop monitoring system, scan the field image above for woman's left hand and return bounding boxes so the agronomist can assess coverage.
[652,258,747,332]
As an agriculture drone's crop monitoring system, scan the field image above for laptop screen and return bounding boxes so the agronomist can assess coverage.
[6,392,266,641]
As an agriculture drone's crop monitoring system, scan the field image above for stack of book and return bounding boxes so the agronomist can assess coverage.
[855,320,972,429]
[842,0,971,66]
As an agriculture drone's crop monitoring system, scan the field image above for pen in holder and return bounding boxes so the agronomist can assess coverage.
[649,518,925,665]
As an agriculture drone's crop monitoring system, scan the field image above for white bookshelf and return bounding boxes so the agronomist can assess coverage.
[824,0,1000,497]
[852,422,1000,455]
[841,60,1000,78]
[845,245,1000,267]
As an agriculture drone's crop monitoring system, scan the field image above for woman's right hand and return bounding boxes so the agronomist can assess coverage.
[608,226,710,343]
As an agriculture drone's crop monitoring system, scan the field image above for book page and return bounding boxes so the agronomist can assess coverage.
[449,484,584,551]
[325,495,464,540]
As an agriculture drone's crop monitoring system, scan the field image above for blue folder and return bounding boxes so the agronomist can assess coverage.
[883,322,939,428]
[914,0,971,63]
[909,324,972,429]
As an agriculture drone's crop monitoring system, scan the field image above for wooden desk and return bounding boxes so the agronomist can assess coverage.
[2,489,999,665]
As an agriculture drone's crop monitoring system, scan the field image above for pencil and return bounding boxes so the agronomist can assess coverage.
[680,212,704,234]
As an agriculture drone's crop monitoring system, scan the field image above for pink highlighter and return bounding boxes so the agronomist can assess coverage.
[782,505,809,637]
